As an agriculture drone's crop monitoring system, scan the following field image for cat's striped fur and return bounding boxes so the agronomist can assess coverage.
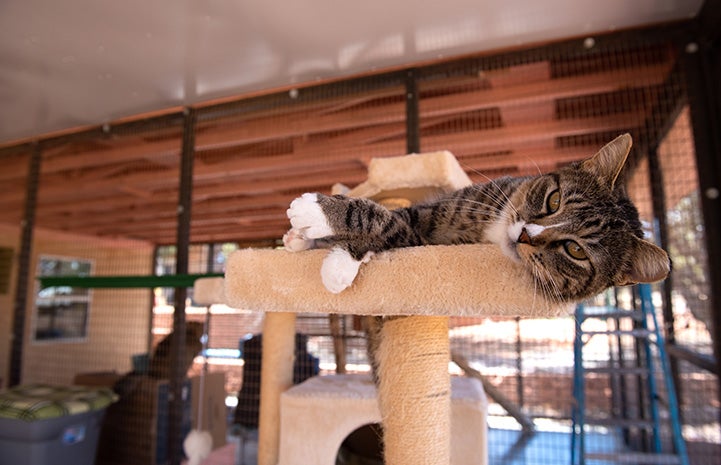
[284,134,670,303]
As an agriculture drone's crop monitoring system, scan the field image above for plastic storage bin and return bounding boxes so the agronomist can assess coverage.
[0,384,117,465]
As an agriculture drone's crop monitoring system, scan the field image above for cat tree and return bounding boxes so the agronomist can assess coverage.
[212,151,572,465]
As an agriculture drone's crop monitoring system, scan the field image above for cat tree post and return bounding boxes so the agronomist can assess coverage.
[258,312,296,465]
[370,184,453,464]
[378,316,451,464]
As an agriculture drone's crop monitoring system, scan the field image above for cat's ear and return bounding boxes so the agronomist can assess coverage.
[615,236,670,286]
[582,133,632,190]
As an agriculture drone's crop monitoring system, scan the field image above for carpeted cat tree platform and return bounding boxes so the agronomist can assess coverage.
[210,151,573,465]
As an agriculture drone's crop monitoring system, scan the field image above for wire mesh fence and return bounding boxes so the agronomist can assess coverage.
[0,22,718,465]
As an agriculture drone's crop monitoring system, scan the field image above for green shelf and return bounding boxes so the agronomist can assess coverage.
[37,273,224,289]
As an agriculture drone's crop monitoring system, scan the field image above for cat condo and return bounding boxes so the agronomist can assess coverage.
[196,149,573,465]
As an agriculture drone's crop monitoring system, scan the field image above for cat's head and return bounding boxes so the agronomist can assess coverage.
[501,134,670,302]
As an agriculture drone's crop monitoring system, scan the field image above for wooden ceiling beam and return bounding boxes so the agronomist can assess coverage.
[93,219,290,245]
[190,61,670,152]
[0,60,670,183]
[423,111,646,155]
[1,151,367,205]
[191,168,369,201]
[0,136,182,182]
[45,202,289,232]
[28,191,293,220]
[421,62,671,117]
[0,108,645,210]
[29,142,602,236]
[197,81,406,126]
[456,144,598,173]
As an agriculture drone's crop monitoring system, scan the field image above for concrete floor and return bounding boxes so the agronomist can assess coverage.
[190,425,628,465]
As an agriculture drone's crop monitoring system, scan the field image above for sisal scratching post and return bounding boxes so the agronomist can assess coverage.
[258,312,297,465]
[377,316,451,465]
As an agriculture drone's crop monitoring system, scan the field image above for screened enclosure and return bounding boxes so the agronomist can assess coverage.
[0,11,720,465]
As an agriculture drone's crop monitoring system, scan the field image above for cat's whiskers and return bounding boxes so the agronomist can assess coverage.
[450,205,507,220]
[537,271,556,304]
[531,266,539,313]
[461,197,505,211]
[430,188,509,215]
[530,256,563,304]
[483,185,519,217]
[458,166,520,217]
[429,195,511,219]
[520,155,543,177]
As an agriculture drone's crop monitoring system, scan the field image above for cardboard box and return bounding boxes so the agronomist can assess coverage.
[73,371,122,388]
[190,372,227,449]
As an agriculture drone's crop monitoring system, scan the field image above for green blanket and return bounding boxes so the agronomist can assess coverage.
[0,384,117,421]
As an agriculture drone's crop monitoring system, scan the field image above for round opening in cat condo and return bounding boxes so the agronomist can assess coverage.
[335,423,383,465]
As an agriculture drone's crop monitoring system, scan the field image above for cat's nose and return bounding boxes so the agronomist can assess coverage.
[518,227,532,245]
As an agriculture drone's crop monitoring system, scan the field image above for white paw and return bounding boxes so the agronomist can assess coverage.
[320,247,372,294]
[286,193,334,239]
[283,228,314,252]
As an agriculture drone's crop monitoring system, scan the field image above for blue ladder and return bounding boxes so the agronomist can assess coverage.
[571,283,689,465]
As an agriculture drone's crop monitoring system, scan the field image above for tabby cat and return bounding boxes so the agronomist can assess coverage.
[283,134,670,303]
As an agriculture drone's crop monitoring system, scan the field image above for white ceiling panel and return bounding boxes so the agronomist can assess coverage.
[0,0,702,144]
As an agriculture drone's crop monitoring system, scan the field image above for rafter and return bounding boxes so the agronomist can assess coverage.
[0,48,674,246]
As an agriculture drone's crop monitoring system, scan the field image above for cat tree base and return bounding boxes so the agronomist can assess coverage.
[217,245,571,465]
[277,374,488,465]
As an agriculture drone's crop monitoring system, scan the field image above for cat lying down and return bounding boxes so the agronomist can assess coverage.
[283,133,670,303]
[225,135,669,317]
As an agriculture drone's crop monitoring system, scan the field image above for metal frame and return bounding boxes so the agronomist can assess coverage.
[168,107,196,465]
[681,2,721,392]
[8,143,41,387]
[571,284,689,465]
[405,68,420,154]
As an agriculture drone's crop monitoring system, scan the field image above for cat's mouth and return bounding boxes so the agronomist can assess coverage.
[501,220,548,263]
[484,217,524,262]
[500,220,527,262]
[500,241,522,263]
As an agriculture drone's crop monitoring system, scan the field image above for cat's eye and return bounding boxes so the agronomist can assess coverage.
[546,190,561,213]
[564,240,587,260]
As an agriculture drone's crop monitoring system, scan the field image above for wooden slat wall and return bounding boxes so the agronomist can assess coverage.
[0,43,677,245]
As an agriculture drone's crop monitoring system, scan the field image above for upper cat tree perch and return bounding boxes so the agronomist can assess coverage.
[215,150,573,465]
[221,244,569,318]
[219,151,572,318]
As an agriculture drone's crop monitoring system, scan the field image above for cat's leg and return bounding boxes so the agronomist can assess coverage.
[284,192,397,293]
[286,193,399,248]
[286,193,336,240]
[282,193,334,251]
[282,227,315,252]
[320,246,374,293]
[286,192,398,239]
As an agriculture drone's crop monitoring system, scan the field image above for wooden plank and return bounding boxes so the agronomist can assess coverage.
[0,108,644,210]
[28,144,597,237]
[0,61,670,182]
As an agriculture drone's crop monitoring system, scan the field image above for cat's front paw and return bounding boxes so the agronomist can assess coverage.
[320,247,374,293]
[287,193,334,239]
[282,228,314,252]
